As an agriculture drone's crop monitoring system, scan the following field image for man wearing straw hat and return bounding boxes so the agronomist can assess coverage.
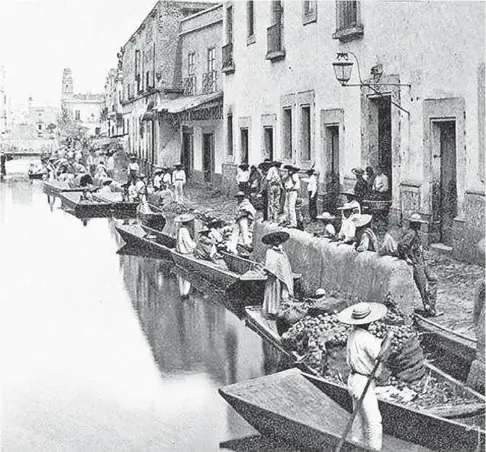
[337,302,393,451]
[175,213,196,255]
[281,164,301,228]
[316,212,337,239]
[173,164,186,203]
[261,230,294,319]
[397,213,437,317]
[336,203,356,244]
[353,214,379,253]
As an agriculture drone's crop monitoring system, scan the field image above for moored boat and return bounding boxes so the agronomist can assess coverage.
[137,203,166,231]
[244,305,485,451]
[171,249,267,297]
[60,192,112,218]
[94,192,139,218]
[115,222,174,261]
[414,312,477,369]
[140,224,176,248]
[43,180,89,196]
[28,171,46,180]
[220,369,432,452]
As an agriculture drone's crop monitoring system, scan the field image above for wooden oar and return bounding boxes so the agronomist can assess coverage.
[334,332,393,452]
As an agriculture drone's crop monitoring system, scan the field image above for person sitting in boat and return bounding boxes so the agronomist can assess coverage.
[80,189,94,202]
[337,302,393,452]
[194,227,219,262]
[79,173,94,187]
[73,161,87,174]
[207,219,227,249]
[235,191,256,251]
[342,189,361,215]
[315,212,337,239]
[336,203,356,245]
[353,214,379,253]
[175,213,197,255]
[261,230,294,320]
[98,178,114,195]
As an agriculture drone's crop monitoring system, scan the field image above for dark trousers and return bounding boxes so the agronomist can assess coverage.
[262,189,268,221]
[238,182,249,195]
[308,192,318,220]
[413,262,438,312]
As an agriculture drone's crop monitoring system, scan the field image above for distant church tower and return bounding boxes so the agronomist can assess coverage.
[61,68,73,101]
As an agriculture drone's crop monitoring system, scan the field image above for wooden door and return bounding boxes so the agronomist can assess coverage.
[325,125,340,207]
[182,130,193,179]
[203,133,214,183]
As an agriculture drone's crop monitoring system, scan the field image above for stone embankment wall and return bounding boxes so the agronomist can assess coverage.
[252,221,421,316]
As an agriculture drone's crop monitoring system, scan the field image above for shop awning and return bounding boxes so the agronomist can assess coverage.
[157,91,223,114]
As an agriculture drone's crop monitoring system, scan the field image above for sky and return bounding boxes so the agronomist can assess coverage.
[0,0,157,108]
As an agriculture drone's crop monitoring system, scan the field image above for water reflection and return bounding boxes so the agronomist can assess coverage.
[1,173,292,450]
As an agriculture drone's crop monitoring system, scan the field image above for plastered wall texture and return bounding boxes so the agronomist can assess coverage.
[252,221,421,316]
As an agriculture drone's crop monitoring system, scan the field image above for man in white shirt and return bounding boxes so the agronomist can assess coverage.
[337,303,393,451]
[152,170,162,191]
[162,167,172,189]
[236,163,250,194]
[106,152,115,178]
[337,203,356,244]
[266,161,282,222]
[173,164,186,203]
[235,191,256,249]
[372,166,389,200]
[127,155,139,183]
[175,213,196,254]
[303,169,318,221]
[135,174,147,200]
[281,164,300,228]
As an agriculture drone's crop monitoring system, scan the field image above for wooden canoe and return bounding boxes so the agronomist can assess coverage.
[137,204,166,231]
[94,192,139,218]
[28,171,45,180]
[219,369,432,452]
[171,249,266,296]
[244,306,485,451]
[414,312,477,367]
[60,192,112,218]
[43,180,88,196]
[115,223,174,261]
[140,224,176,249]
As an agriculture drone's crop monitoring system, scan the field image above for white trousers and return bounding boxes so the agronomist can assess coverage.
[348,374,382,451]
[283,190,297,227]
[177,275,191,297]
[238,217,251,247]
[174,181,184,203]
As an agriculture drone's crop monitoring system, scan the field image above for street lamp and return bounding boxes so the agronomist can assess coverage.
[332,53,354,86]
[332,51,411,114]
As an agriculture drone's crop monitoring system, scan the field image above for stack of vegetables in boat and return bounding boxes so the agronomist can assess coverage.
[245,299,485,450]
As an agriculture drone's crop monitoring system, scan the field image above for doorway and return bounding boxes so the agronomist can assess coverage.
[376,97,392,193]
[182,129,193,179]
[325,125,340,207]
[203,133,215,183]
[432,120,457,245]
[240,128,249,163]
[263,126,274,160]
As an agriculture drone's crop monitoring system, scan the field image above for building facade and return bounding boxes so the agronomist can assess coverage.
[221,0,485,263]
[102,68,125,140]
[119,0,215,173]
[26,97,58,134]
[0,66,7,135]
[61,68,104,137]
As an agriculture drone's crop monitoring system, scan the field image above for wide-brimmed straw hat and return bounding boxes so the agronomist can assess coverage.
[284,164,300,172]
[208,218,225,228]
[271,161,282,168]
[198,227,210,234]
[337,302,387,325]
[238,163,249,170]
[409,213,427,224]
[351,167,365,176]
[234,191,246,198]
[337,202,353,211]
[352,214,372,228]
[174,213,195,223]
[316,212,336,221]
[341,189,356,197]
[261,230,290,246]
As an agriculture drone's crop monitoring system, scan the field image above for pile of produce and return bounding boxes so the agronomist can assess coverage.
[280,302,480,408]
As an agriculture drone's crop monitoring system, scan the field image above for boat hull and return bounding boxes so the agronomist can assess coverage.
[244,306,485,451]
[115,223,174,261]
[60,192,112,218]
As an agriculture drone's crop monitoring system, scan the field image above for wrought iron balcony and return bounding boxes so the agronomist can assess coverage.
[222,43,235,74]
[202,71,218,94]
[183,75,197,95]
[266,23,285,62]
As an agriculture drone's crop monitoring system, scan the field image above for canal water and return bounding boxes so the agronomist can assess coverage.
[0,160,285,451]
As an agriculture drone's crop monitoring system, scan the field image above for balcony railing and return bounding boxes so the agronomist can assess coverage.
[183,75,197,95]
[266,23,285,62]
[202,71,218,94]
[222,43,235,74]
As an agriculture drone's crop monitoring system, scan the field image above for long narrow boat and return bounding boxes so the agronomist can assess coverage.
[140,224,176,248]
[28,171,46,180]
[43,180,89,196]
[244,306,485,451]
[60,192,112,218]
[136,204,166,231]
[414,312,477,367]
[94,192,139,218]
[115,222,174,261]
[220,369,432,452]
[171,249,267,297]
